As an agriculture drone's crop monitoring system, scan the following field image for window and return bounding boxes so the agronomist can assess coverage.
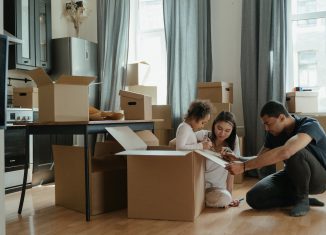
[288,0,326,111]
[128,0,167,104]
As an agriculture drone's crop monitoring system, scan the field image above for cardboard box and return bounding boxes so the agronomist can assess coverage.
[119,90,152,120]
[204,103,232,130]
[314,116,326,132]
[13,87,38,108]
[126,61,150,86]
[136,130,159,146]
[106,126,229,221]
[152,105,172,129]
[197,82,233,103]
[126,85,157,105]
[234,136,244,184]
[53,142,127,215]
[26,68,95,122]
[154,128,173,145]
[286,91,318,113]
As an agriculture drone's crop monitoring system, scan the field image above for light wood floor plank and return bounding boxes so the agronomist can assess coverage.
[5,178,326,235]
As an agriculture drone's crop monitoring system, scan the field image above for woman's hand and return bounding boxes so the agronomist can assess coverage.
[229,199,241,207]
[221,151,238,162]
[202,140,213,150]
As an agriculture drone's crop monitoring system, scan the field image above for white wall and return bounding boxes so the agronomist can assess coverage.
[210,0,243,126]
[51,0,97,43]
[0,0,6,232]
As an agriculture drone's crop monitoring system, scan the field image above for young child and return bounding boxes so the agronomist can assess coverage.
[205,111,241,208]
[175,100,212,150]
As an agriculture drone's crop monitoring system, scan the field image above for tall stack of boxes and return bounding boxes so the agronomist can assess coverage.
[125,61,157,105]
[197,81,233,130]
[197,81,243,183]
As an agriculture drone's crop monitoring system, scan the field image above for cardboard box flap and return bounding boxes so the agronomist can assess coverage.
[197,81,233,88]
[119,90,149,100]
[195,150,228,167]
[25,68,53,87]
[106,126,147,150]
[116,150,191,156]
[56,75,95,86]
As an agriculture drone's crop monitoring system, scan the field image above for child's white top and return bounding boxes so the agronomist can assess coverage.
[176,122,209,150]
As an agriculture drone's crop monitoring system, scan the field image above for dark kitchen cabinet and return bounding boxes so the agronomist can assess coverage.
[4,0,52,71]
[32,134,73,186]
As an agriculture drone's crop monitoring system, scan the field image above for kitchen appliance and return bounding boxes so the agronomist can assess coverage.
[5,108,33,193]
[52,37,98,106]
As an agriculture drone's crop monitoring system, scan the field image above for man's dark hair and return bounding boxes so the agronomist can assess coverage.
[260,101,290,118]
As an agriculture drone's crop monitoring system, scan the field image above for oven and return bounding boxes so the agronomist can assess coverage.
[5,108,33,193]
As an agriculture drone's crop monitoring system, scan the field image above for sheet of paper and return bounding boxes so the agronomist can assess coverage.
[195,149,229,167]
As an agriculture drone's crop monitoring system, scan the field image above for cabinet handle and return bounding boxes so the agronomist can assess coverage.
[24,60,29,63]
[10,160,16,163]
[42,63,46,66]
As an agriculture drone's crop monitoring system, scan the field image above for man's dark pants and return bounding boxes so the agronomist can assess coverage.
[246,149,326,209]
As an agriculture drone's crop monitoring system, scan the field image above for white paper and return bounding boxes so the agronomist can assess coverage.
[195,149,229,168]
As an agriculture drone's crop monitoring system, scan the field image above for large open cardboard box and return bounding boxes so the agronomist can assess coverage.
[53,141,127,215]
[26,68,95,122]
[106,126,228,221]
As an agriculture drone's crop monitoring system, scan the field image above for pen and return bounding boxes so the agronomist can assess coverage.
[239,197,245,203]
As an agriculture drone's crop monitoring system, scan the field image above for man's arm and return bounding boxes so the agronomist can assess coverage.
[226,133,312,175]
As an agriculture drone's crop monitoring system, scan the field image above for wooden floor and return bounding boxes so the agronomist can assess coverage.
[5,178,326,235]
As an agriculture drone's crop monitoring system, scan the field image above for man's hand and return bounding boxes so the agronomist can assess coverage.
[221,151,238,162]
[225,161,244,175]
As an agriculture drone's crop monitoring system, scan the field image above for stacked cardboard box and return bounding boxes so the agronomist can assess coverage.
[119,90,152,120]
[13,87,38,108]
[197,81,233,129]
[152,105,173,145]
[286,91,318,113]
[106,126,227,221]
[125,61,157,105]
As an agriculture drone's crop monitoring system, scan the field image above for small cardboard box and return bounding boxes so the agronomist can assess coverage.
[106,126,229,221]
[119,90,152,120]
[126,85,157,105]
[204,103,232,130]
[286,91,318,113]
[26,68,95,122]
[197,82,233,103]
[126,61,150,86]
[13,87,38,108]
[152,105,172,129]
[53,141,127,215]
